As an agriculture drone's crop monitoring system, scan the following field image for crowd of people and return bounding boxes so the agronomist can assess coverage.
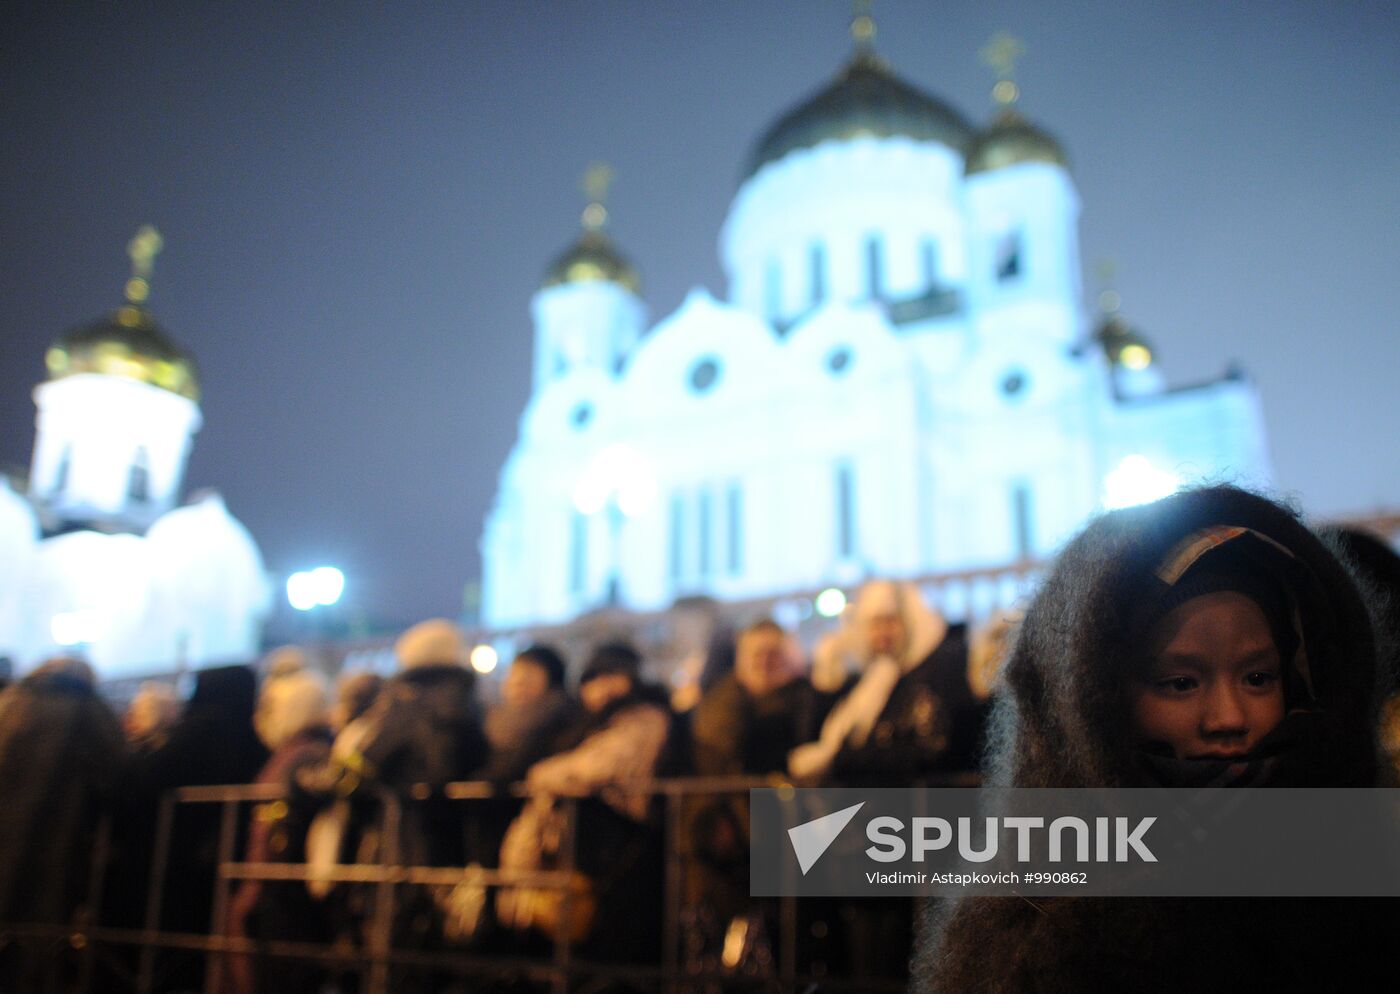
[0,484,1398,993]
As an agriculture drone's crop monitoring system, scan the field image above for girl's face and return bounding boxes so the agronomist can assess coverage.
[1131,591,1285,760]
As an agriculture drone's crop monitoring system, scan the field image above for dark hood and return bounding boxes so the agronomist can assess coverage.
[991,485,1379,788]
[188,664,258,719]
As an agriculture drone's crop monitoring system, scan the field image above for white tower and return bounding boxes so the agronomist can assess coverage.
[531,164,646,390]
[28,227,202,534]
[962,34,1081,348]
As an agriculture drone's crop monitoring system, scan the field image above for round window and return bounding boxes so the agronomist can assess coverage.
[570,402,593,428]
[688,357,721,394]
[1001,369,1029,398]
[826,346,853,375]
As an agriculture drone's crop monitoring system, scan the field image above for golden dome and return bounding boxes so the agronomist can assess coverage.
[542,230,641,294]
[46,304,200,400]
[743,52,974,180]
[1095,313,1155,371]
[966,108,1068,175]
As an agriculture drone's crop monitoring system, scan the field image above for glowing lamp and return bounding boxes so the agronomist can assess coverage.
[1103,455,1179,510]
[469,644,499,674]
[815,587,847,618]
[287,566,345,611]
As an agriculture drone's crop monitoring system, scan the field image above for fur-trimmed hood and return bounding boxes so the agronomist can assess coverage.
[990,484,1379,788]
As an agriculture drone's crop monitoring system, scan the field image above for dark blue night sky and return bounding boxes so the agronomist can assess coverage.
[2,1,1397,627]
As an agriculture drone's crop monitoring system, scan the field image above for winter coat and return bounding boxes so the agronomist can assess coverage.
[351,664,488,790]
[225,726,334,994]
[0,669,123,922]
[828,625,983,783]
[692,674,826,778]
[497,685,673,960]
[113,665,269,943]
[479,688,575,785]
[914,485,1396,993]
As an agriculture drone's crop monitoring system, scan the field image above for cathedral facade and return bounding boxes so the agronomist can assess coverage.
[480,35,1271,628]
[0,229,270,677]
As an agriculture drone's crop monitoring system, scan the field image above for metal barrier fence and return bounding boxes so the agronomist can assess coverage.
[0,776,979,993]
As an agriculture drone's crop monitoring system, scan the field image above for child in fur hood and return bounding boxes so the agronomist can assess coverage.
[915,485,1399,992]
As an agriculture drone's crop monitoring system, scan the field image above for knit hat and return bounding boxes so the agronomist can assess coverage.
[579,641,642,686]
[516,644,567,688]
[395,618,467,670]
[263,644,308,679]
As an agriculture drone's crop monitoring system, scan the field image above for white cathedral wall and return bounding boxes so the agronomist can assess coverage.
[30,375,201,523]
[720,138,968,321]
[1101,381,1274,497]
[0,480,40,661]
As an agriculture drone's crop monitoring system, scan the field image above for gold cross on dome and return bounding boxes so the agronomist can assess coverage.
[981,32,1025,105]
[581,163,613,230]
[851,0,876,51]
[125,225,163,304]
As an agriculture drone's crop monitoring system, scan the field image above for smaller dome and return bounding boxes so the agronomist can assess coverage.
[542,230,641,295]
[966,108,1068,175]
[1095,313,1156,371]
[46,305,200,401]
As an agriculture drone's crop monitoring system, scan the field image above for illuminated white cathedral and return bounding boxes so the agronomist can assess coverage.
[480,29,1271,628]
[0,228,270,677]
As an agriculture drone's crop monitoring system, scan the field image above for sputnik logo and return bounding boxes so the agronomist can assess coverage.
[787,802,865,875]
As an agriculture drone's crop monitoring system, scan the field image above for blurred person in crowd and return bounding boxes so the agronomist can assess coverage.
[261,644,308,680]
[329,669,382,735]
[789,579,985,784]
[685,619,827,972]
[787,581,985,981]
[115,664,268,990]
[227,668,333,994]
[497,641,672,962]
[0,656,12,693]
[123,680,181,754]
[0,658,122,990]
[300,619,487,980]
[0,657,122,989]
[916,486,1398,992]
[694,620,821,777]
[479,644,575,786]
[966,608,1022,701]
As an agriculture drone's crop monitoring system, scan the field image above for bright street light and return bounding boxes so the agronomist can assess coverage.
[815,587,847,618]
[469,644,499,674]
[287,566,345,611]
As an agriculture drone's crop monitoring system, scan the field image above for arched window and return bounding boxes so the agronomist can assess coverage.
[51,446,70,496]
[921,239,939,289]
[128,447,150,502]
[996,230,1023,282]
[570,511,587,594]
[809,242,826,307]
[835,461,856,560]
[865,235,883,300]
[765,258,782,322]
[726,482,743,576]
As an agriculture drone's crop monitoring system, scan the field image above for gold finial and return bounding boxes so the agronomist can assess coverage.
[124,225,163,305]
[1095,259,1121,314]
[581,162,613,230]
[851,0,876,53]
[980,31,1025,106]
